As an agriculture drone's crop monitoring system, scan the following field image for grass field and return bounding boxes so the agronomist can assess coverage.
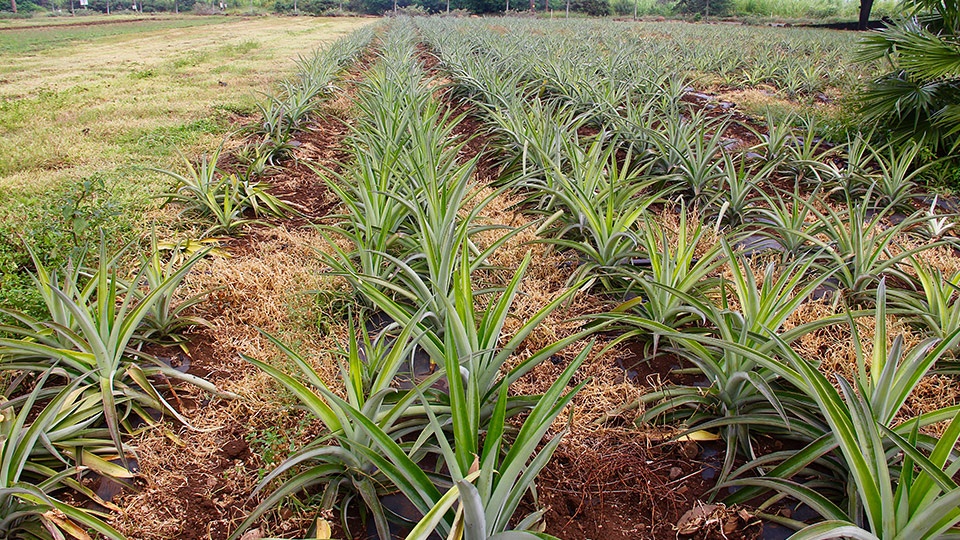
[0,15,371,311]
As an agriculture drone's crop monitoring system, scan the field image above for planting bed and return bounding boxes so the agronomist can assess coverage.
[3,14,960,540]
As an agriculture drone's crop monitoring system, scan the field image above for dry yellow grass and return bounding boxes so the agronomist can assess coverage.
[714,87,844,117]
[181,225,350,387]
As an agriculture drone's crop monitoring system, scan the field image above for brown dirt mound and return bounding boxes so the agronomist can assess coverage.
[539,433,761,540]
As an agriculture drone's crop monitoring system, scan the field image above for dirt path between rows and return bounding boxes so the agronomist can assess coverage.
[108,48,377,540]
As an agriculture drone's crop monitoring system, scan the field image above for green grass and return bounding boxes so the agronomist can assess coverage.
[129,118,226,154]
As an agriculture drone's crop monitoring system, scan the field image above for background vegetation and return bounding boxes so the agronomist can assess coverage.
[0,0,902,20]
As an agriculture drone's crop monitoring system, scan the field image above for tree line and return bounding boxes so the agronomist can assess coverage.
[5,0,664,17]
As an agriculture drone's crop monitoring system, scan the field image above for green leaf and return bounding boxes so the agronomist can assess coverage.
[788,520,880,540]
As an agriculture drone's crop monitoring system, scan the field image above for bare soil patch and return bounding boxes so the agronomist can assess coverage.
[266,115,351,224]
[538,433,762,540]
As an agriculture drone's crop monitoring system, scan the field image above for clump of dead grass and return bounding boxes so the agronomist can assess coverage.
[566,358,647,434]
[902,237,960,277]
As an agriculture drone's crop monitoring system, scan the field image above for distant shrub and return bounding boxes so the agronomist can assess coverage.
[191,1,222,13]
[610,0,671,16]
[319,6,357,14]
[386,3,428,14]
[803,1,839,18]
[141,0,198,11]
[274,0,337,13]
[572,0,609,15]
[1,0,44,13]
[675,0,729,16]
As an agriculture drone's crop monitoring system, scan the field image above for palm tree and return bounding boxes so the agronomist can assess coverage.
[857,0,960,152]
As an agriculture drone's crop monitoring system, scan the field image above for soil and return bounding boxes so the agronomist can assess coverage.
[416,43,441,72]
[146,435,252,540]
[538,434,762,540]
[109,334,266,539]
[115,75,362,539]
[679,90,764,151]
[616,343,709,388]
[264,115,350,224]
[19,328,264,539]
[448,101,501,184]
[525,342,763,540]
